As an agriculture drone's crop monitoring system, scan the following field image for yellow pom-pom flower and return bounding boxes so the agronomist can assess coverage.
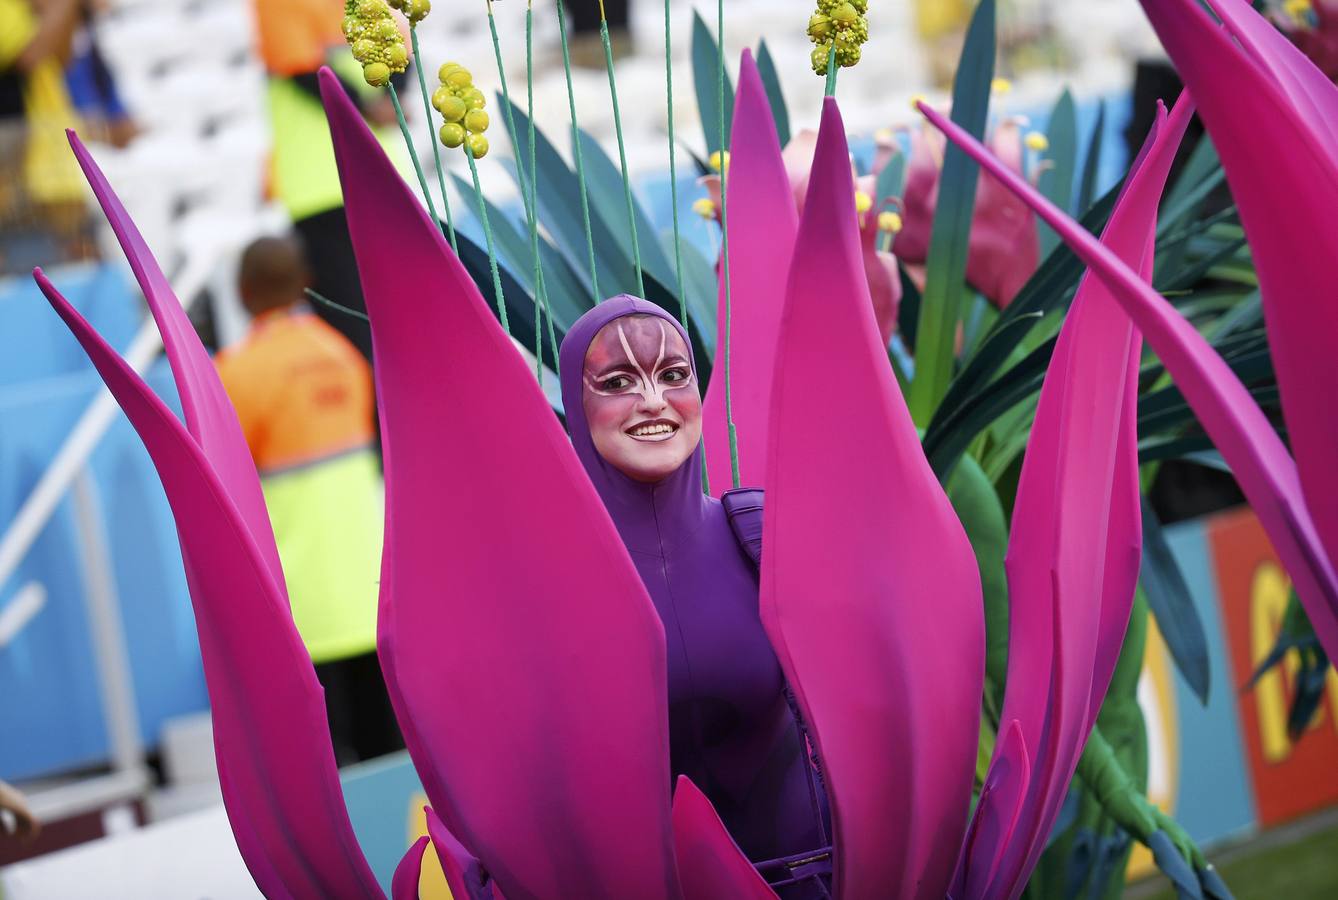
[1025,131,1050,153]
[878,211,903,234]
[854,191,872,214]
[693,198,717,219]
[709,150,730,173]
[434,63,491,154]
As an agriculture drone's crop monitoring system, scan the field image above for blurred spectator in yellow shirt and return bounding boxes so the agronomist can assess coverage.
[216,235,401,763]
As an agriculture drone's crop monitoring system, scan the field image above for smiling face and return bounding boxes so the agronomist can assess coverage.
[582,314,702,483]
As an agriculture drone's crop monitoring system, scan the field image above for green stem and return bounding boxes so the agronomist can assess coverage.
[665,0,704,495]
[388,82,440,227]
[411,28,456,252]
[598,16,645,297]
[466,148,509,335]
[528,4,561,376]
[487,4,551,378]
[717,0,740,489]
[824,43,839,96]
[557,0,601,300]
[662,0,688,333]
[305,288,368,322]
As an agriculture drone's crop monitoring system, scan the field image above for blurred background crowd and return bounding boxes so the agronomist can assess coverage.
[1,1,1336,897]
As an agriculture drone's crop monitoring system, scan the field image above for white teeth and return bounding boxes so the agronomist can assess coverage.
[631,423,676,437]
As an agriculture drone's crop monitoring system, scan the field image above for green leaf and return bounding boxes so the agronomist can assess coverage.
[925,333,1054,478]
[668,233,719,355]
[692,10,735,157]
[908,0,997,426]
[1076,99,1105,214]
[945,455,1010,694]
[451,172,591,329]
[498,97,638,296]
[1037,89,1078,257]
[875,149,906,209]
[923,186,1120,468]
[897,264,921,351]
[755,40,790,148]
[574,127,678,290]
[1140,496,1211,705]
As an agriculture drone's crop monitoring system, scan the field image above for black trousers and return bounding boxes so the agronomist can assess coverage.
[293,206,375,362]
[567,0,629,33]
[314,651,406,765]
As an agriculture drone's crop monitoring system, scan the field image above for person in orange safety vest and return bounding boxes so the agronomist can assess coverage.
[216,235,401,763]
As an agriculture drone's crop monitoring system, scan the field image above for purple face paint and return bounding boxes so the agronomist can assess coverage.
[561,297,828,877]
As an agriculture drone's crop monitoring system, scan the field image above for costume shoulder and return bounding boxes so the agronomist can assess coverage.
[721,487,764,567]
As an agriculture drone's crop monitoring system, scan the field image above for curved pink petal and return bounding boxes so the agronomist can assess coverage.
[392,836,430,900]
[975,98,1192,900]
[1203,0,1338,144]
[424,807,502,900]
[950,720,1030,899]
[760,98,984,899]
[671,778,778,900]
[921,99,1338,676]
[702,50,800,494]
[34,270,382,899]
[64,133,284,592]
[318,69,679,899]
[1138,0,1338,657]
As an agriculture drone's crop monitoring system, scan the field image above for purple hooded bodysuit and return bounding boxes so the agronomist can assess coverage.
[559,296,830,891]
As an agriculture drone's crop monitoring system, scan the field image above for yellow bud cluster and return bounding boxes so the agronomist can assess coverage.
[433,63,490,158]
[808,0,869,76]
[692,198,718,219]
[343,0,409,87]
[877,210,903,234]
[1024,131,1050,153]
[387,0,431,26]
[708,150,730,174]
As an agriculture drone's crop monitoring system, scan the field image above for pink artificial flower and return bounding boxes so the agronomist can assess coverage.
[700,128,902,346]
[892,117,1040,309]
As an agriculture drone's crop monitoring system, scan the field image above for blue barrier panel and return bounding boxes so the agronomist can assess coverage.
[0,264,206,781]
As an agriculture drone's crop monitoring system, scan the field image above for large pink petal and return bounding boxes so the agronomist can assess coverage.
[671,778,778,900]
[64,133,284,592]
[318,70,680,899]
[921,99,1338,678]
[978,98,1192,900]
[702,50,800,494]
[34,271,381,899]
[760,98,984,899]
[1138,0,1338,657]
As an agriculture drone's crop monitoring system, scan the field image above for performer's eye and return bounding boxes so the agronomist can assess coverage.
[601,375,633,391]
[661,367,689,384]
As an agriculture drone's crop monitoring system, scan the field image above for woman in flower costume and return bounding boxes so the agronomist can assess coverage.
[559,297,831,895]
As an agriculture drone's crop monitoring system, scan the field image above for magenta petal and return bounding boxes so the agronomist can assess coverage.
[318,70,679,899]
[702,50,800,494]
[34,270,382,899]
[921,100,1338,671]
[392,836,430,900]
[951,720,1030,899]
[64,133,284,592]
[1138,0,1338,657]
[1202,0,1338,144]
[671,777,779,900]
[974,98,1192,900]
[761,98,984,899]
